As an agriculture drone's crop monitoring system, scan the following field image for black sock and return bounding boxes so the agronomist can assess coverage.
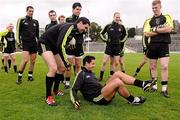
[126,95,135,103]
[8,59,11,69]
[136,68,141,73]
[53,74,64,92]
[110,71,114,75]
[46,76,54,98]
[14,65,17,72]
[4,66,8,73]
[161,81,168,85]
[28,71,33,78]
[66,77,70,81]
[100,71,104,80]
[18,71,23,79]
[134,79,143,88]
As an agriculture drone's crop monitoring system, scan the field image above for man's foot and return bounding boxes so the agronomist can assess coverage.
[150,80,158,92]
[161,91,170,98]
[28,77,34,81]
[128,96,146,105]
[53,90,64,96]
[16,78,22,85]
[64,85,70,89]
[151,87,157,92]
[45,96,57,106]
[143,80,156,92]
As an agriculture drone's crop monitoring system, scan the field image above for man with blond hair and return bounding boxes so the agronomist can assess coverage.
[144,0,173,97]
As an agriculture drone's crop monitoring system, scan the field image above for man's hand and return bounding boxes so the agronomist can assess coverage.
[151,27,157,32]
[74,100,80,110]
[18,43,22,49]
[143,47,147,54]
[65,63,71,71]
[68,37,76,50]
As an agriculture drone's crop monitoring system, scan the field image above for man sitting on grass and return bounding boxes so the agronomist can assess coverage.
[70,55,155,109]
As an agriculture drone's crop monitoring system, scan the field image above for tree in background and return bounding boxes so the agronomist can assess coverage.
[89,22,102,42]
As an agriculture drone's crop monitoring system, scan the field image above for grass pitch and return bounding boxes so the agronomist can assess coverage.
[0,53,180,120]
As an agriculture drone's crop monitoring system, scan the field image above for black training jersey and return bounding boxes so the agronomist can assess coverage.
[45,21,58,31]
[144,14,173,44]
[70,67,103,103]
[100,21,127,46]
[66,14,79,23]
[1,32,15,49]
[16,16,39,44]
[39,23,83,66]
[66,14,84,44]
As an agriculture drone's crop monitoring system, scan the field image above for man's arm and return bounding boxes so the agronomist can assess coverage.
[0,29,8,37]
[36,20,39,39]
[100,24,109,42]
[57,25,74,68]
[70,71,84,109]
[120,25,128,43]
[16,17,23,44]
[156,14,173,34]
[143,19,158,37]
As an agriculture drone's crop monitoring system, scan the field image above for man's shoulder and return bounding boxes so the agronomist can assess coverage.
[17,17,26,21]
[32,18,39,23]
[66,16,74,23]
[162,13,172,19]
[45,23,51,27]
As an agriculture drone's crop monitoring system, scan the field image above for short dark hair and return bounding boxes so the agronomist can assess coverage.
[76,17,90,25]
[26,6,34,11]
[72,2,82,9]
[48,10,56,15]
[83,55,95,66]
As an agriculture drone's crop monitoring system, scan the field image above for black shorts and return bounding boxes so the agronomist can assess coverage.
[38,42,58,55]
[22,43,37,54]
[66,44,84,57]
[3,46,15,54]
[92,94,112,105]
[120,43,125,57]
[147,43,169,59]
[105,45,121,56]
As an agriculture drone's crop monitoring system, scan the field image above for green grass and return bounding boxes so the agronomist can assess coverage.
[0,53,180,120]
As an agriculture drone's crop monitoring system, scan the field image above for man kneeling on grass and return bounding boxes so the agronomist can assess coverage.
[70,55,155,109]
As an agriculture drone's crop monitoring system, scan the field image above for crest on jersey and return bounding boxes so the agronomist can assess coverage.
[155,18,160,25]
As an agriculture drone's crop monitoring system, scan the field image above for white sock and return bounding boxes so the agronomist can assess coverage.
[152,83,157,89]
[66,81,70,86]
[162,85,167,91]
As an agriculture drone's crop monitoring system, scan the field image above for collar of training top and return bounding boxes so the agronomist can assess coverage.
[81,67,92,73]
[51,21,58,24]
[72,14,79,20]
[26,15,32,20]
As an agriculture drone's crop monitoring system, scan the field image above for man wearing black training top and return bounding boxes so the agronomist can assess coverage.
[45,10,58,31]
[38,17,90,106]
[16,6,39,84]
[64,2,84,89]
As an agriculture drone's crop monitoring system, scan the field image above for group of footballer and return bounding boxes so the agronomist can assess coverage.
[0,0,173,108]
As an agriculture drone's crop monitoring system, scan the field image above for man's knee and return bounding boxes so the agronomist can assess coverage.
[113,78,124,87]
[49,66,58,74]
[58,66,66,73]
[113,71,122,76]
[161,64,168,71]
